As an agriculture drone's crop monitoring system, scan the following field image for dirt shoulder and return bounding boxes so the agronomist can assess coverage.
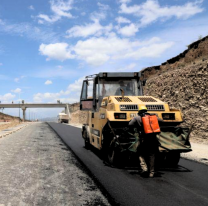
[0,122,21,132]
[0,122,110,206]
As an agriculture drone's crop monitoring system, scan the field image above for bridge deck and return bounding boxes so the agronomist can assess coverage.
[0,104,68,108]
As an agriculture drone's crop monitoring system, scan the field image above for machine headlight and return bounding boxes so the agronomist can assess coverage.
[162,113,175,120]
[114,113,126,119]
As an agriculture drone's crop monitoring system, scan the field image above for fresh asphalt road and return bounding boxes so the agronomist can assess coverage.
[48,123,208,206]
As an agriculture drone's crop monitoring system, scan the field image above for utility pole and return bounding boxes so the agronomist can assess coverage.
[18,93,21,123]
[2,108,4,122]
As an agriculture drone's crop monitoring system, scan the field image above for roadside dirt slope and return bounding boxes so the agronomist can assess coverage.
[0,112,21,122]
[69,103,88,125]
[0,112,21,131]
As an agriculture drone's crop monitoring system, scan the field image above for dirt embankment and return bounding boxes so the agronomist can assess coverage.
[0,112,21,122]
[69,103,88,126]
[0,112,22,131]
[143,36,208,143]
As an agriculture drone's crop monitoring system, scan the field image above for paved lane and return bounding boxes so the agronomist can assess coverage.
[48,122,208,206]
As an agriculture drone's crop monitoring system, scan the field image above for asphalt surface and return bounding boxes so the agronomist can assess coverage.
[48,122,208,206]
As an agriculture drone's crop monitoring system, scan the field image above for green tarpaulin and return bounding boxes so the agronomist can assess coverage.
[156,127,192,152]
[127,127,192,153]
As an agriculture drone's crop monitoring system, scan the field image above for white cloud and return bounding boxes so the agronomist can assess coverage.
[116,63,137,71]
[37,0,74,24]
[117,23,139,36]
[116,16,131,24]
[51,0,73,18]
[73,36,173,66]
[33,92,61,103]
[37,14,60,24]
[45,80,53,85]
[67,76,84,92]
[33,77,84,103]
[14,78,19,83]
[39,36,174,66]
[90,11,107,22]
[97,2,110,11]
[66,20,112,38]
[119,0,131,3]
[29,5,35,10]
[14,76,25,83]
[0,63,2,66]
[119,0,204,27]
[0,19,4,25]
[57,65,63,69]
[122,42,174,59]
[0,22,59,43]
[0,93,16,103]
[11,88,22,93]
[39,43,75,61]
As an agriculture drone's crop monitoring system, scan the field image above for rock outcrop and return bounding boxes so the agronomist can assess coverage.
[143,36,208,143]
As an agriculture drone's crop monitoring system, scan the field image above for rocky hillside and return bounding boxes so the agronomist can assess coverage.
[141,36,208,79]
[143,36,208,143]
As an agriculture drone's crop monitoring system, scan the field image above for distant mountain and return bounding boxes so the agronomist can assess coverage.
[40,116,58,122]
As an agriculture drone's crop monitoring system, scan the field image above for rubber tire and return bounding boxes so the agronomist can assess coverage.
[84,139,90,149]
[107,144,123,168]
[108,146,116,165]
[83,130,90,149]
[165,152,180,167]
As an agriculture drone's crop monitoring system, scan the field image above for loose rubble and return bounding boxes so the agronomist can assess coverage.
[0,123,111,206]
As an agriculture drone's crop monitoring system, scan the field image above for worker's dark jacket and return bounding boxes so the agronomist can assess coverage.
[129,115,143,129]
[129,115,163,131]
[129,114,162,153]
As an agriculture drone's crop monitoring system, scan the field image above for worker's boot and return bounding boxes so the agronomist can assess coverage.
[139,156,148,175]
[149,154,155,178]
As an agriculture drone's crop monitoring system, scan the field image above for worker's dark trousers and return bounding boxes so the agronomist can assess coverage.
[147,152,155,174]
[140,135,158,174]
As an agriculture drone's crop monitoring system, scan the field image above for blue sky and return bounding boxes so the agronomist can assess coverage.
[0,0,208,118]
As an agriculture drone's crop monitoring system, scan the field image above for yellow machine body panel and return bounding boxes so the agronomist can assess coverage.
[86,95,183,150]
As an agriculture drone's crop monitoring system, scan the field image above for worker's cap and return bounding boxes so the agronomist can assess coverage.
[138,105,147,113]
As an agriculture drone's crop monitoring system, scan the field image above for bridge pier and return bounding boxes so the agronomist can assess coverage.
[22,107,26,122]
[65,104,71,122]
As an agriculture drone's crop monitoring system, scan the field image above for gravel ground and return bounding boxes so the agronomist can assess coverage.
[181,142,208,165]
[0,122,110,206]
[0,122,21,132]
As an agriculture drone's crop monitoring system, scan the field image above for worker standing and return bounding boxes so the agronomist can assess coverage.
[129,106,162,178]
